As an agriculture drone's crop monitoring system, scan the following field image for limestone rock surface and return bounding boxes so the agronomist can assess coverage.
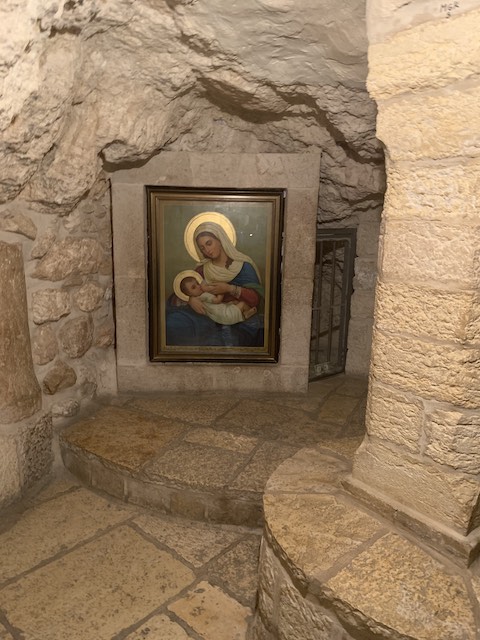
[32,325,58,366]
[59,316,94,359]
[32,289,71,325]
[0,0,383,221]
[32,238,105,282]
[42,360,77,395]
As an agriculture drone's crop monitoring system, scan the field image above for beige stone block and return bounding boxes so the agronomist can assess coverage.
[184,427,257,453]
[208,536,261,607]
[283,189,318,280]
[350,289,375,319]
[279,277,314,367]
[0,434,20,507]
[356,221,380,258]
[278,582,338,640]
[42,359,77,395]
[0,488,133,583]
[264,493,382,582]
[144,442,249,489]
[111,153,321,190]
[111,183,146,278]
[376,86,480,161]
[0,242,41,423]
[385,161,480,223]
[32,237,105,281]
[425,409,480,474]
[0,211,37,239]
[130,396,239,427]
[352,258,377,291]
[375,281,480,345]
[265,447,349,493]
[63,406,185,471]
[371,330,480,409]
[366,382,423,452]
[0,526,194,639]
[74,281,105,311]
[117,361,307,395]
[168,580,251,640]
[114,275,148,364]
[32,324,58,365]
[380,219,480,287]
[133,513,241,568]
[369,9,480,97]
[124,614,193,639]
[229,442,298,493]
[326,533,476,640]
[31,288,71,324]
[352,440,480,533]
[59,315,93,358]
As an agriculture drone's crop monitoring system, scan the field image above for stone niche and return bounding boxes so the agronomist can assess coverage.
[111,152,320,394]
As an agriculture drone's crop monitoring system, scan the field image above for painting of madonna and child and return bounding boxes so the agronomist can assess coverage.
[146,187,285,363]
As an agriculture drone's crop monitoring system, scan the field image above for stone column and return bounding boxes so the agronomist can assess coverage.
[0,242,51,506]
[349,1,480,564]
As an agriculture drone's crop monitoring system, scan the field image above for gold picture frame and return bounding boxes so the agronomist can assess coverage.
[146,186,285,362]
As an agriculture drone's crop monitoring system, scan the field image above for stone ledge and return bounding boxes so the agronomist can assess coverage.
[344,475,480,567]
[250,447,480,640]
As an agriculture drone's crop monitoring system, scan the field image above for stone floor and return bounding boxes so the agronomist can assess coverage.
[0,374,368,640]
[60,375,367,527]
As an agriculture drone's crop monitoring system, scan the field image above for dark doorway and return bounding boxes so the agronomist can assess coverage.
[309,228,356,380]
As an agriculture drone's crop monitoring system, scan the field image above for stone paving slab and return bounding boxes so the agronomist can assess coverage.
[0,481,261,640]
[129,396,240,426]
[229,442,299,493]
[133,513,243,568]
[0,488,133,584]
[63,406,186,471]
[60,375,368,527]
[326,532,477,640]
[0,525,195,639]
[207,536,261,608]
[124,614,194,639]
[144,442,249,490]
[169,581,251,640]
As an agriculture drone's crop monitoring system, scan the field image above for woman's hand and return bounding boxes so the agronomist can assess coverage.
[188,296,206,315]
[202,281,233,295]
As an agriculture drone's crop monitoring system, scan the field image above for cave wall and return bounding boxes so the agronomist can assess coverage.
[0,0,384,505]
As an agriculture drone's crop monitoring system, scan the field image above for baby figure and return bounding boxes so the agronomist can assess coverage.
[180,275,257,325]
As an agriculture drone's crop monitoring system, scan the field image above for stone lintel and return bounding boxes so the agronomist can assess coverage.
[343,475,480,567]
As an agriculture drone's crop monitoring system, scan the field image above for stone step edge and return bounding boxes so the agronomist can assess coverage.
[60,442,264,528]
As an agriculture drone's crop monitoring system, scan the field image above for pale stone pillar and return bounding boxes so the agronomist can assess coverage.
[349,1,480,562]
[0,242,51,507]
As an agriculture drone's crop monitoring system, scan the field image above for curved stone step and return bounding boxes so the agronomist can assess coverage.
[251,446,478,640]
[59,378,367,527]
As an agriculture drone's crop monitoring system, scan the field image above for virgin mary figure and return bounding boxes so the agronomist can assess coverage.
[166,215,264,347]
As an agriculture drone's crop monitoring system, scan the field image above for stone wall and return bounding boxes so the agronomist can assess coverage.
[350,0,480,548]
[0,0,384,503]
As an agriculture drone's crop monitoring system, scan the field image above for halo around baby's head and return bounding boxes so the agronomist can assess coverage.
[183,212,236,261]
[173,269,203,302]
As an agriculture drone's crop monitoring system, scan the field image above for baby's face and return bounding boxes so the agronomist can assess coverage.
[185,280,203,297]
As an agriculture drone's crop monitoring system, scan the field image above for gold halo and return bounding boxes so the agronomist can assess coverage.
[173,269,203,302]
[184,212,236,261]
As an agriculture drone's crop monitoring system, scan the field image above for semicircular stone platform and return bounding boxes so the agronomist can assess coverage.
[60,376,367,528]
[250,446,480,640]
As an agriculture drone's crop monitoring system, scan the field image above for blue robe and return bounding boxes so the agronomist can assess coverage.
[165,263,264,347]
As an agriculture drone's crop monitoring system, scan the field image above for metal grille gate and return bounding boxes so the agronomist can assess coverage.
[309,228,356,380]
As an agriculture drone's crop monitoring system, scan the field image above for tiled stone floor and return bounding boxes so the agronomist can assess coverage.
[0,374,368,640]
[0,478,261,640]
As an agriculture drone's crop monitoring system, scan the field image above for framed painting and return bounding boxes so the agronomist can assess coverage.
[146,186,285,362]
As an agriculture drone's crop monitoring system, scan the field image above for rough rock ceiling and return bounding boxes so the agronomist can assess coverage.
[0,0,384,221]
